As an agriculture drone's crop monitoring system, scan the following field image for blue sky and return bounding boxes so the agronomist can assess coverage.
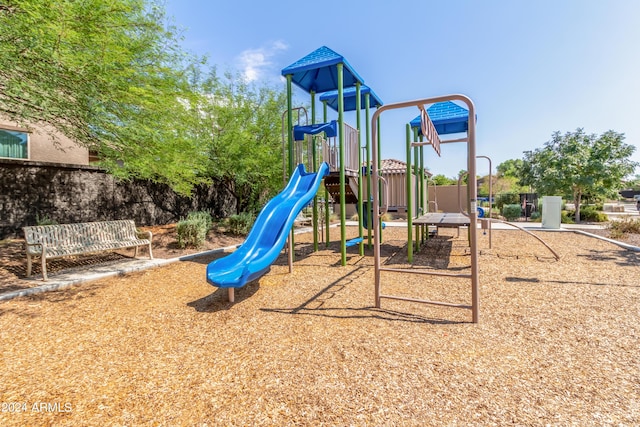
[164,0,640,178]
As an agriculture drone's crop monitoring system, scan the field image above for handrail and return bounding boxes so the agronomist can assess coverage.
[378,175,389,217]
[457,171,469,217]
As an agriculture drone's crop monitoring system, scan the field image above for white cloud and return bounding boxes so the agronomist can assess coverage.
[237,41,288,83]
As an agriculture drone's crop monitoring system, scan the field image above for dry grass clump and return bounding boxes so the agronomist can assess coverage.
[608,216,640,239]
[0,226,639,426]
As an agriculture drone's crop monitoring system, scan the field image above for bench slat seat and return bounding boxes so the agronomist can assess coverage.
[26,240,153,258]
[23,220,153,281]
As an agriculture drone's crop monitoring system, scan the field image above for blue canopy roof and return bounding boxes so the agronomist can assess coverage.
[410,101,471,135]
[318,85,384,112]
[281,46,365,94]
[293,120,337,141]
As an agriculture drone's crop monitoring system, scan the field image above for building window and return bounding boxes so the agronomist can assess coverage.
[0,128,28,159]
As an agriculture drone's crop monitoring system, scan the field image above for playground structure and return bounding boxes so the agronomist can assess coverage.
[208,45,534,323]
[205,46,484,321]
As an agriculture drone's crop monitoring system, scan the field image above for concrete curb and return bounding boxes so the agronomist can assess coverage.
[569,230,640,252]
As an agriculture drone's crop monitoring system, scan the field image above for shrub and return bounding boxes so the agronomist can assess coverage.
[562,206,608,223]
[36,213,57,226]
[227,212,255,235]
[608,217,640,239]
[561,210,575,224]
[186,211,212,230]
[578,205,608,222]
[501,204,521,221]
[530,211,541,221]
[176,220,207,248]
[495,193,520,210]
[176,211,212,248]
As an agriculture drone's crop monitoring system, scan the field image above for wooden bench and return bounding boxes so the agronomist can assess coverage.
[23,220,153,281]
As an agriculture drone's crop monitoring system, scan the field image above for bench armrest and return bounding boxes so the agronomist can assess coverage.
[25,241,45,250]
[137,230,152,241]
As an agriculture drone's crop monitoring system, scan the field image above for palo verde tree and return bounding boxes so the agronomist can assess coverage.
[0,0,210,194]
[191,68,287,214]
[519,128,638,222]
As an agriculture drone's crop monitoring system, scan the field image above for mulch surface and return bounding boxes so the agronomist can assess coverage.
[0,224,245,294]
[1,225,639,425]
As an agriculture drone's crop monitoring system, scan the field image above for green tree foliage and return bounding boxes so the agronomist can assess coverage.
[496,159,523,178]
[192,69,287,214]
[431,174,457,186]
[520,129,638,222]
[480,159,528,198]
[0,0,209,194]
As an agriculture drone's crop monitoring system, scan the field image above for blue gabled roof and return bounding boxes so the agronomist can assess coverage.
[281,46,365,94]
[318,85,384,112]
[410,101,471,135]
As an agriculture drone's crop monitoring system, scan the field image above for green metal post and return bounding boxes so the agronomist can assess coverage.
[411,127,421,247]
[365,94,372,248]
[413,141,419,251]
[377,117,383,243]
[419,144,425,243]
[286,75,295,261]
[337,63,346,266]
[323,100,330,248]
[311,91,319,252]
[286,75,294,175]
[406,124,413,263]
[355,82,363,255]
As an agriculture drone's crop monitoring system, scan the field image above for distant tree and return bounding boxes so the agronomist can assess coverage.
[479,159,528,197]
[0,0,209,194]
[496,159,524,178]
[431,174,457,186]
[479,175,525,198]
[520,129,638,222]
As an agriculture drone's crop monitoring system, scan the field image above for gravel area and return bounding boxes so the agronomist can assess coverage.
[1,226,639,425]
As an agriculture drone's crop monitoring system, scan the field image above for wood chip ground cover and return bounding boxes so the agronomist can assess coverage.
[0,227,639,426]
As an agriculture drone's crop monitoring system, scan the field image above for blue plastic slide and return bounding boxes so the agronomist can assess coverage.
[206,162,329,297]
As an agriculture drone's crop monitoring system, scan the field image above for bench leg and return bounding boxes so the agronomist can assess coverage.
[41,256,48,281]
[26,254,32,277]
[148,243,153,259]
[134,246,138,258]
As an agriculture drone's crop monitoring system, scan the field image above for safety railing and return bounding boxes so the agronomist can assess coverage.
[322,122,359,174]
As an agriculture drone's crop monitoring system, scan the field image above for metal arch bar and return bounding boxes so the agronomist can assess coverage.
[372,94,479,323]
[477,155,493,249]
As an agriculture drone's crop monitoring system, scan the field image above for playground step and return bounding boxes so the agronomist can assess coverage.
[324,174,359,204]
